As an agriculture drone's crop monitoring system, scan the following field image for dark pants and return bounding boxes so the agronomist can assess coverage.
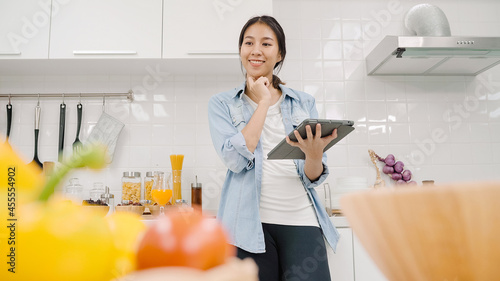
[237,223,331,281]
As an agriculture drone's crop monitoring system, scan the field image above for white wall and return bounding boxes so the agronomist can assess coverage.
[1,0,500,211]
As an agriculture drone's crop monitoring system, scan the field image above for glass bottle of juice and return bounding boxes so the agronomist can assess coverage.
[151,171,173,206]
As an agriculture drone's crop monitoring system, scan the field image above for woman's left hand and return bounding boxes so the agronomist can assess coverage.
[286,124,337,160]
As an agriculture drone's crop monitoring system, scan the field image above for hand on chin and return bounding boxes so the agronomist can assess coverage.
[246,74,272,104]
[246,72,271,82]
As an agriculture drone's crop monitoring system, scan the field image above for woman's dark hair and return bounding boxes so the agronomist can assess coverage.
[238,15,286,89]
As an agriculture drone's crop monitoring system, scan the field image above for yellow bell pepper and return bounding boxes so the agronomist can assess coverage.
[0,141,45,204]
[106,212,147,277]
[1,141,144,281]
[1,142,45,280]
[14,200,117,281]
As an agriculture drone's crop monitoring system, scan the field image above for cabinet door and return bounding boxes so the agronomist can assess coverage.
[353,234,389,281]
[163,0,272,58]
[327,228,355,281]
[49,0,162,58]
[0,0,50,58]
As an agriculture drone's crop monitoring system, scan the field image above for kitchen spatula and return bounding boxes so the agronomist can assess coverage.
[72,103,83,152]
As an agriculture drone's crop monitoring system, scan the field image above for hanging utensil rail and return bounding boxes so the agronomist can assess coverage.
[0,90,134,102]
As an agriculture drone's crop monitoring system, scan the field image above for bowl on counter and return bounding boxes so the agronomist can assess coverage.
[145,204,161,216]
[115,205,145,216]
[340,181,500,281]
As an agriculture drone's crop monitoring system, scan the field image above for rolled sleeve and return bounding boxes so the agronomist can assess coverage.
[226,132,255,171]
[297,156,329,189]
[208,94,255,174]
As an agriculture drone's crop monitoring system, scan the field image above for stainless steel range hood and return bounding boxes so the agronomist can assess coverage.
[366,36,500,76]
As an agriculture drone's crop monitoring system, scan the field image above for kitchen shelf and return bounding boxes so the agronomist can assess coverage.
[0,91,134,102]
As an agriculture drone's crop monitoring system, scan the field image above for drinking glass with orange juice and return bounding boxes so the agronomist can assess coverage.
[151,171,172,215]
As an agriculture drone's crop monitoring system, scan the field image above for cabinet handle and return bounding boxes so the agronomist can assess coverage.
[73,50,137,55]
[187,51,239,55]
[0,52,21,55]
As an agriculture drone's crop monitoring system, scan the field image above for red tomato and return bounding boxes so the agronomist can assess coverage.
[136,210,235,271]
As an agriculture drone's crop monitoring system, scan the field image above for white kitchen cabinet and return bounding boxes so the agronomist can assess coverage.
[327,227,355,281]
[353,234,389,281]
[49,0,162,59]
[0,0,51,58]
[163,0,273,58]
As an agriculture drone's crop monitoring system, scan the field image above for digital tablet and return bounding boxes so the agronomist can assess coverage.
[267,119,355,160]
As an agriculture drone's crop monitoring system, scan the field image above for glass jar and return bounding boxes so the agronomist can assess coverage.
[100,186,115,213]
[122,172,141,203]
[90,182,105,202]
[144,171,154,203]
[64,178,83,205]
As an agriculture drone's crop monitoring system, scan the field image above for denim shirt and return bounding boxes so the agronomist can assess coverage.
[208,82,340,254]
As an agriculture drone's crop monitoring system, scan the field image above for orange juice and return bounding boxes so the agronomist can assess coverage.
[152,189,172,205]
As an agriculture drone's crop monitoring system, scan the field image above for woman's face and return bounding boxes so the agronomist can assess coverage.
[240,22,282,80]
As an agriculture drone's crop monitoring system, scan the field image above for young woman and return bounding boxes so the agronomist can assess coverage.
[208,15,339,281]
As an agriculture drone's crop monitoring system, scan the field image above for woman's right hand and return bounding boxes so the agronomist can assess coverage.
[246,75,272,105]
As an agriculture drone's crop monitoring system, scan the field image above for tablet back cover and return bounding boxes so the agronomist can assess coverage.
[267,119,355,160]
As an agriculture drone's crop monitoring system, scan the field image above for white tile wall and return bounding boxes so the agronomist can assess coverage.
[1,0,500,211]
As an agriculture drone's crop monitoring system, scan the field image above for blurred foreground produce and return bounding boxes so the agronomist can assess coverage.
[38,143,109,202]
[0,142,145,281]
[0,141,45,204]
[118,257,258,281]
[1,142,247,281]
[15,200,117,281]
[107,212,147,276]
[137,210,236,271]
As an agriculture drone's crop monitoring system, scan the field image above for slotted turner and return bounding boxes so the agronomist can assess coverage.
[72,103,83,152]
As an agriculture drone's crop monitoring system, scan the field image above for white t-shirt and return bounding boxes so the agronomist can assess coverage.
[243,93,319,227]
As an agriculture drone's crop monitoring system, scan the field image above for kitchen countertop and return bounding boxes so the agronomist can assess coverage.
[330,215,350,228]
[141,214,351,228]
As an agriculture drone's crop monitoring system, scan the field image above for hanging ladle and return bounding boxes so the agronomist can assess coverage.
[29,95,43,168]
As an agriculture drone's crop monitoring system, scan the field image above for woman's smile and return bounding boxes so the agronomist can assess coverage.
[249,60,265,67]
